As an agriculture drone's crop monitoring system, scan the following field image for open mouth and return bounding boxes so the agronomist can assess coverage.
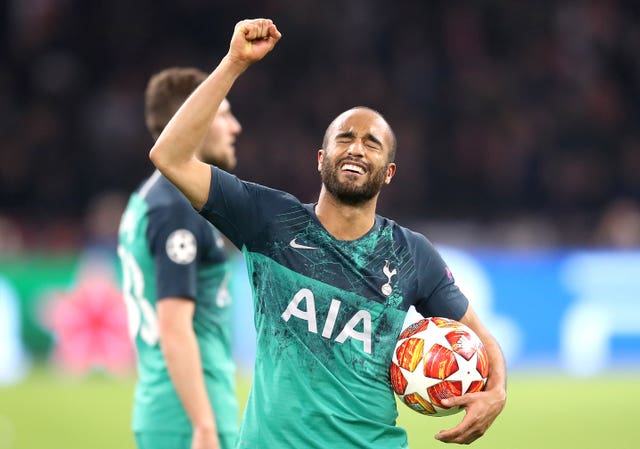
[341,162,366,175]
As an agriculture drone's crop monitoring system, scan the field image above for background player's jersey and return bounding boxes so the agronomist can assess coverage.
[118,170,238,437]
[200,167,469,449]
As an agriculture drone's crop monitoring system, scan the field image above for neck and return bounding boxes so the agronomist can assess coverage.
[315,187,378,240]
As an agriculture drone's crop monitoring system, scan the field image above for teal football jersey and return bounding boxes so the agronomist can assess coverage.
[200,167,468,449]
[117,171,239,439]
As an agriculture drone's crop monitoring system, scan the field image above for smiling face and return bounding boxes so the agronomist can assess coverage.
[318,107,396,206]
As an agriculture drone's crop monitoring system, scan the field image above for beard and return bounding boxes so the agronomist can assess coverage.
[198,143,236,172]
[320,157,388,206]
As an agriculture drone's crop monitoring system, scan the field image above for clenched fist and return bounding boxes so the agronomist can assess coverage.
[227,19,282,68]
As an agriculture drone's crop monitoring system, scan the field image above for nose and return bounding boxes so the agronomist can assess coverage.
[348,141,365,157]
[230,115,242,134]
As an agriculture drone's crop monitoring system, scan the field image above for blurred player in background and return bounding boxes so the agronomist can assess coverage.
[149,19,507,448]
[118,67,242,449]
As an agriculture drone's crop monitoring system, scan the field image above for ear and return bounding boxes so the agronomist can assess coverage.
[384,163,396,185]
[317,149,324,172]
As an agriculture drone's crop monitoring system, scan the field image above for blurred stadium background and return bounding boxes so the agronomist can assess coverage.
[1,1,639,448]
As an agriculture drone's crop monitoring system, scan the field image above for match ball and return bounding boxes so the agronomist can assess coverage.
[390,317,489,416]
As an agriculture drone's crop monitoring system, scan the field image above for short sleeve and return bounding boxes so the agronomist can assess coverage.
[411,234,469,320]
[147,201,211,301]
[199,165,300,250]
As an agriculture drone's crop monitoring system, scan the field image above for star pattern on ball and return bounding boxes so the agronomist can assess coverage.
[391,317,489,417]
[393,321,459,396]
[398,357,441,396]
[445,350,484,393]
[409,322,460,362]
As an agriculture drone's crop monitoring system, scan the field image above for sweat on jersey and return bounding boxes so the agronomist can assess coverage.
[118,170,239,440]
[199,166,469,449]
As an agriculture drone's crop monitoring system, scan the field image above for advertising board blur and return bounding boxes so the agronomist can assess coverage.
[1,248,639,384]
[230,247,640,376]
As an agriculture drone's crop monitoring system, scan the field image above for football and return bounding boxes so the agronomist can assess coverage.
[390,317,489,416]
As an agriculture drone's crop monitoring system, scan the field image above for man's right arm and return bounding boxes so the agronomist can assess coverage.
[149,18,282,210]
[158,299,221,449]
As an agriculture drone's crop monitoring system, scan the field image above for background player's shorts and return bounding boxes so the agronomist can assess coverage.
[135,431,236,449]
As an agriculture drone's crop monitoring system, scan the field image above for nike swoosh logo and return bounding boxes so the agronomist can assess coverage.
[289,238,319,250]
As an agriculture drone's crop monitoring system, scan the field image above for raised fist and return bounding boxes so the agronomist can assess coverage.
[228,18,282,67]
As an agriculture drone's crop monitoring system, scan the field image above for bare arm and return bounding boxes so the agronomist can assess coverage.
[149,18,282,209]
[435,305,507,444]
[158,298,220,449]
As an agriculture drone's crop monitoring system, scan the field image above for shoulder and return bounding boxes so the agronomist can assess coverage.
[138,173,213,236]
[379,215,433,252]
[246,179,300,203]
[215,167,299,201]
[207,166,302,214]
[143,172,198,214]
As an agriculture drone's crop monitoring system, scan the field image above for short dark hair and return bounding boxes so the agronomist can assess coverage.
[144,67,207,140]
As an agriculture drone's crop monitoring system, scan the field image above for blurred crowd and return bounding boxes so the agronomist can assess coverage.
[2,0,640,251]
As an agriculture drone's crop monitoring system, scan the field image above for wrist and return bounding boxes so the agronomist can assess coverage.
[485,383,507,402]
[192,421,217,433]
[220,54,250,76]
